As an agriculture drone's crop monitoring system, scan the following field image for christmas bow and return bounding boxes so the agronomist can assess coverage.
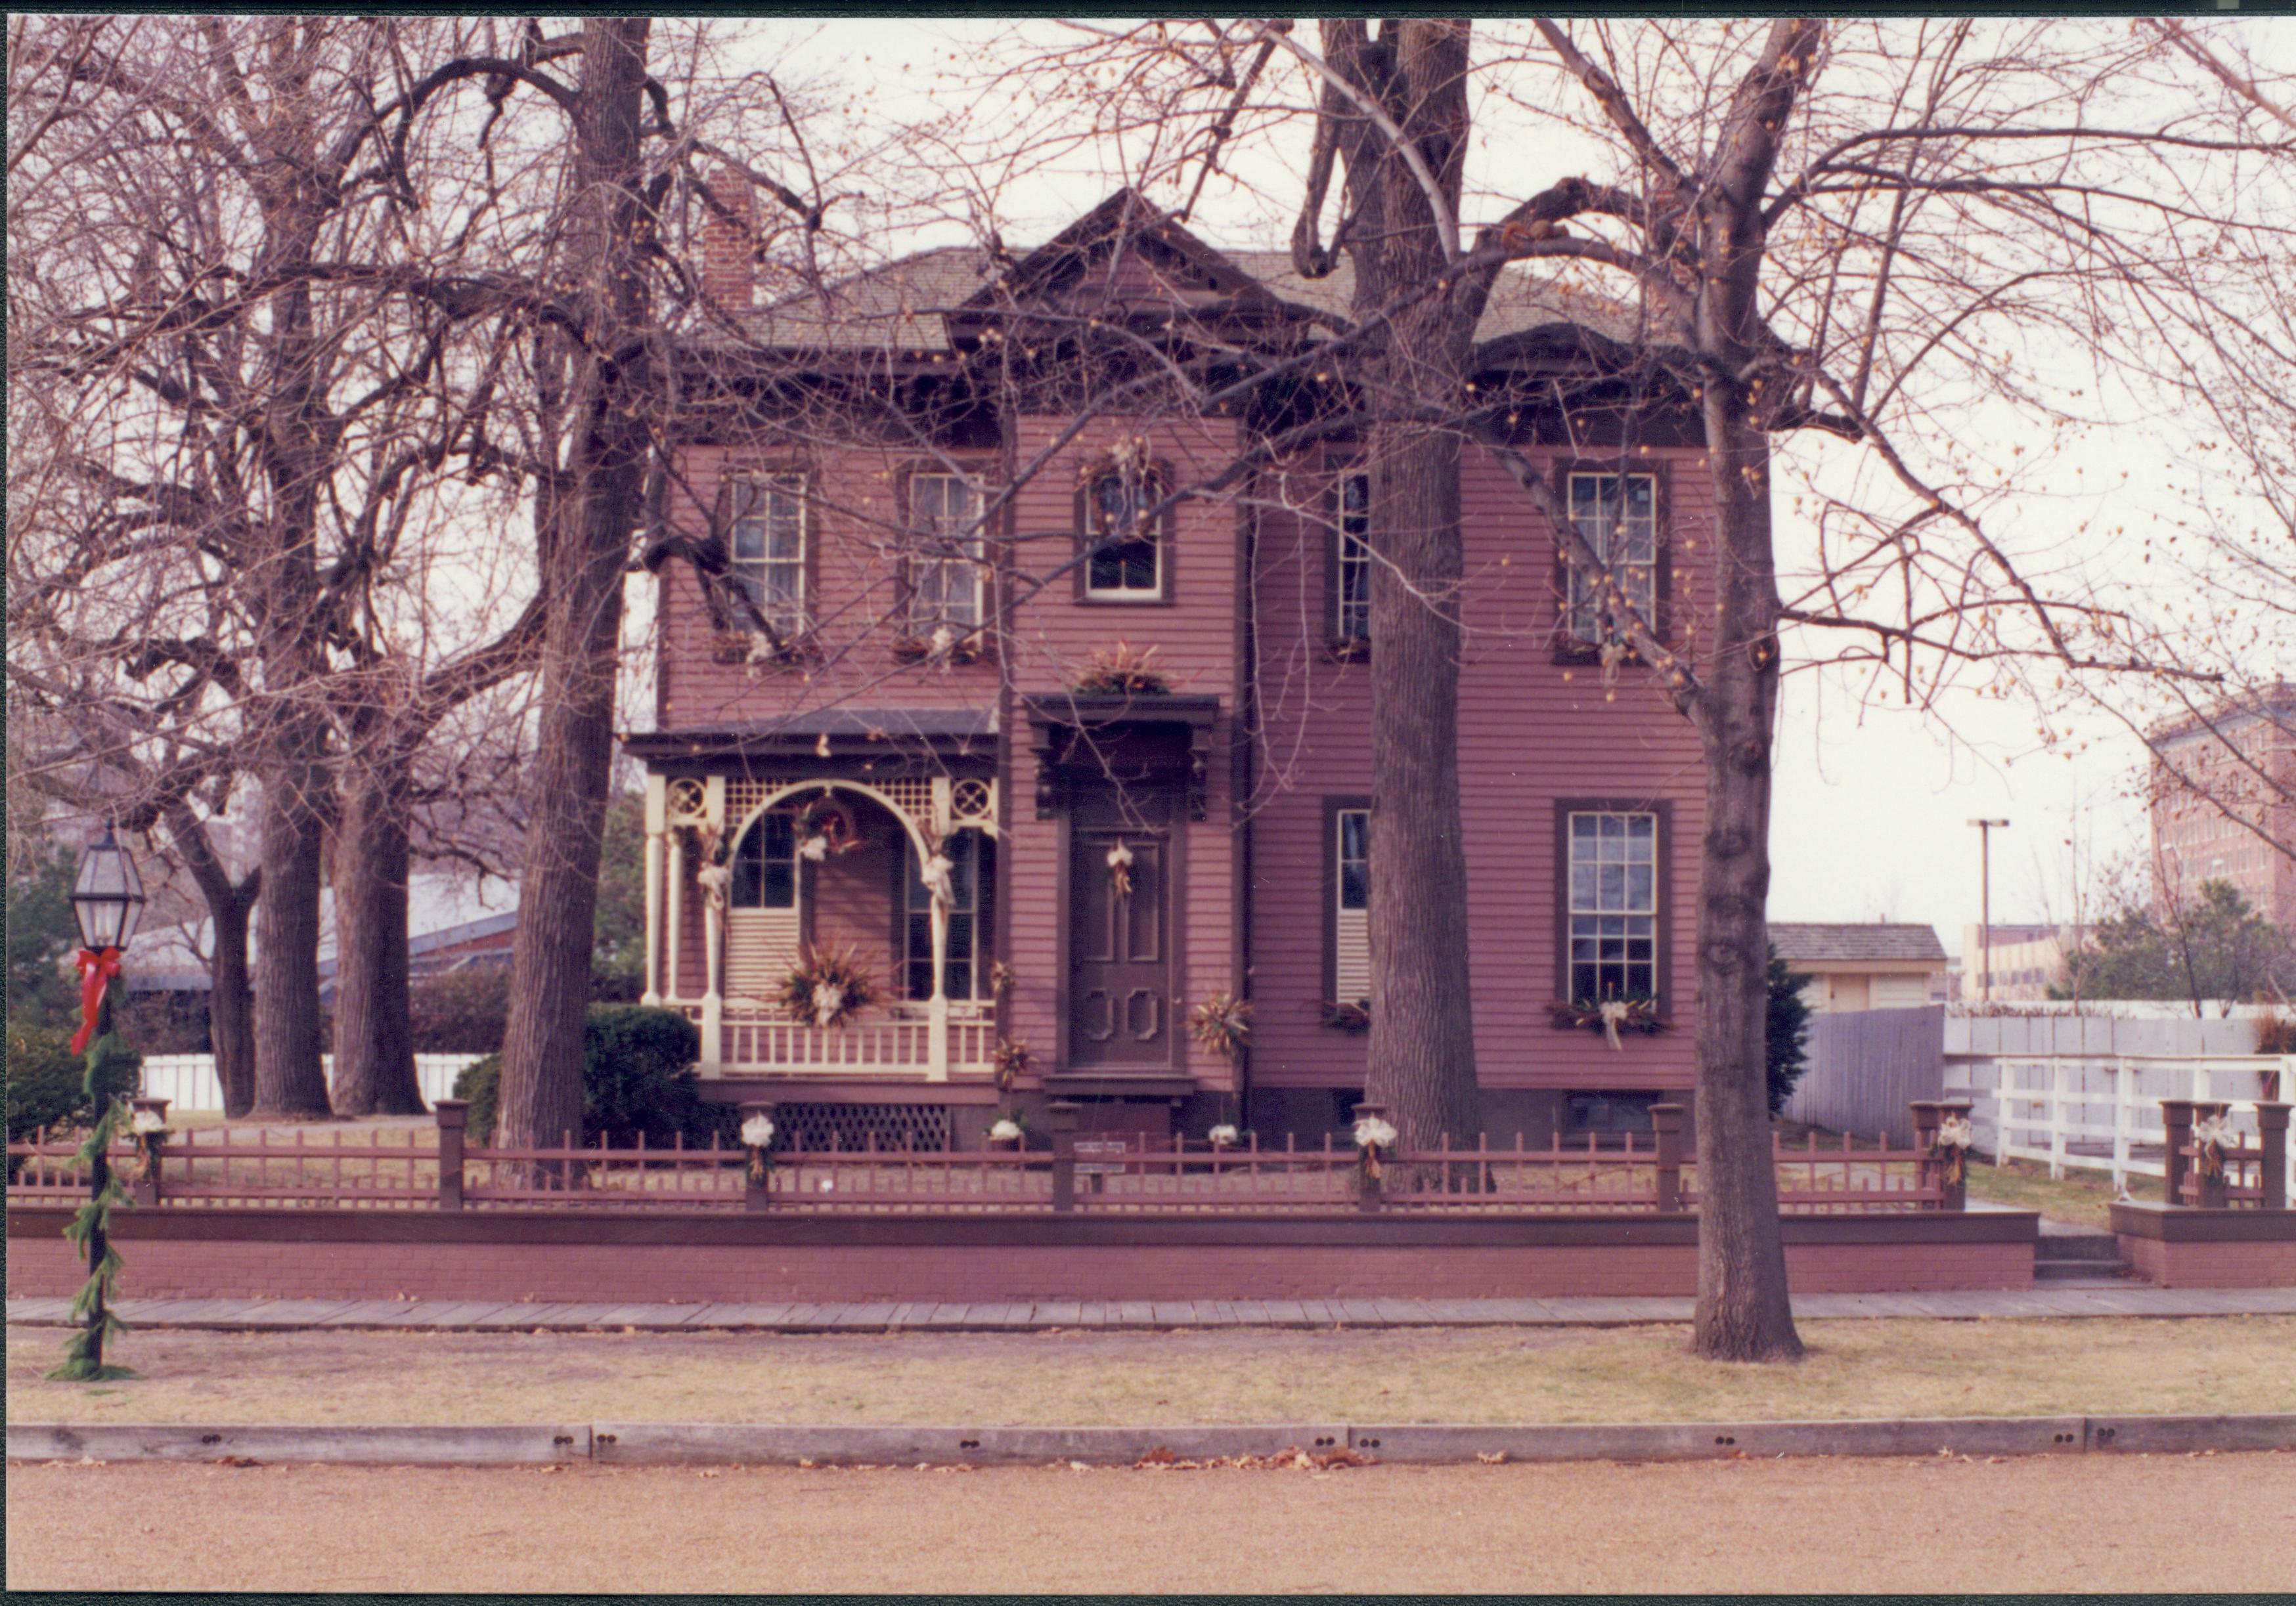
[70,947,123,1054]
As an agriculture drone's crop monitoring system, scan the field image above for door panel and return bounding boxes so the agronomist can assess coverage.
[1069,822,1172,1069]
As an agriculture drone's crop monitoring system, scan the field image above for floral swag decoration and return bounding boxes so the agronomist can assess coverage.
[2192,1114,2237,1183]
[740,1113,777,1181]
[988,1114,1026,1145]
[990,1037,1030,1093]
[1352,1114,1399,1182]
[1549,996,1669,1051]
[129,1107,167,1179]
[692,823,731,909]
[1931,1112,1976,1188]
[1208,1123,1241,1149]
[1105,840,1135,900]
[777,941,881,1029]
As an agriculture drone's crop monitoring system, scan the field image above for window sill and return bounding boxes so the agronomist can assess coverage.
[1080,592,1174,607]
[891,634,994,666]
[1551,641,1659,668]
[711,630,819,667]
[1325,636,1370,664]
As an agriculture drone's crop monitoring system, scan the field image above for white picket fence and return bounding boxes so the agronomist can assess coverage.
[1943,1051,2293,1197]
[139,1053,487,1114]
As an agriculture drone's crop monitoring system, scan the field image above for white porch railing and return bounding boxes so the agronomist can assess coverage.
[1944,1052,2293,1197]
[685,1002,996,1077]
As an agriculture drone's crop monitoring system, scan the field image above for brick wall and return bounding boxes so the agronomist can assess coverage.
[7,1213,2033,1303]
[2118,1234,2296,1288]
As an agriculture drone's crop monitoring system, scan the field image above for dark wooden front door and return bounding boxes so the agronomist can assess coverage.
[1069,798,1174,1070]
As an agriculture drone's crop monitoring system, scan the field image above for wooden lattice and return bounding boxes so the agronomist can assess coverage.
[773,1102,952,1152]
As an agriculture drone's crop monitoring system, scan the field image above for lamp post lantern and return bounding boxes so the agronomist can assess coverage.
[50,826,146,1382]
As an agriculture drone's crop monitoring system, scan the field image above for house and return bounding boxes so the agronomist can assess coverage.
[1769,922,1948,1013]
[622,189,1726,1147]
[1960,924,2079,1003]
[2148,684,2296,926]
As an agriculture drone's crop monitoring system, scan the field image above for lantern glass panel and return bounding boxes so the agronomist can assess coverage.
[71,833,145,950]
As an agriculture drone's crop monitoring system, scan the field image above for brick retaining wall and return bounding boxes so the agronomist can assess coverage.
[2111,1202,2296,1288]
[5,1209,2035,1302]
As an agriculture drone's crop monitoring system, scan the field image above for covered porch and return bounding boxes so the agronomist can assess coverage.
[628,713,1002,1085]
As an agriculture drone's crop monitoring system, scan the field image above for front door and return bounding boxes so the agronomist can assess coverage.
[1069,795,1174,1070]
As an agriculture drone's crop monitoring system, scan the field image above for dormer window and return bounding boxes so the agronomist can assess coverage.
[1083,471,1166,601]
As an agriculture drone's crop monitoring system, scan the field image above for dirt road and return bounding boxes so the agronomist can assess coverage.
[11,1452,2291,1593]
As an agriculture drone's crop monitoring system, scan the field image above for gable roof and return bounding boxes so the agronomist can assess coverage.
[734,189,1644,357]
[1769,922,1947,966]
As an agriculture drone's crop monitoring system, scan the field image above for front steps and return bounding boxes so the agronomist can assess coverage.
[2036,1219,2138,1285]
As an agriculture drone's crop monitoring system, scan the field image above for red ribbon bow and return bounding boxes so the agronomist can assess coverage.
[70,947,123,1054]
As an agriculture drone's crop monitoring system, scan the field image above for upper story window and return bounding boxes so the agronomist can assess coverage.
[730,809,799,910]
[1564,472,1657,647]
[907,473,985,632]
[731,473,808,637]
[1084,471,1164,601]
[1334,804,1370,1007]
[1566,810,1658,1003]
[1336,471,1372,647]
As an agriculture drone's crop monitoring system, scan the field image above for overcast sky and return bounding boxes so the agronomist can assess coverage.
[684,17,2295,955]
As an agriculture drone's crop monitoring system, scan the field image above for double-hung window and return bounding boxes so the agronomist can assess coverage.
[1335,471,1372,647]
[730,473,808,637]
[907,472,984,632]
[1564,472,1657,646]
[730,810,799,910]
[1566,810,1658,1003]
[904,829,990,999]
[1333,806,1371,1006]
[1084,472,1162,599]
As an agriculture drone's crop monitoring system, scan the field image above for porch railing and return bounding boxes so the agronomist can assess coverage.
[689,1001,996,1075]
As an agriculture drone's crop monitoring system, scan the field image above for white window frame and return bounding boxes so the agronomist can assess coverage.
[1564,472,1658,646]
[1336,471,1372,644]
[1566,810,1658,1003]
[1335,806,1370,1006]
[731,473,808,637]
[1083,471,1163,601]
[907,471,985,632]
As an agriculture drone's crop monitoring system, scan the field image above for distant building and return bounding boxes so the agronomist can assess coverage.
[1769,923,1949,1013]
[1960,923,2082,1002]
[2148,684,2296,926]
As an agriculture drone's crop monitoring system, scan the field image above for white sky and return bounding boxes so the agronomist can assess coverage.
[688,17,2296,955]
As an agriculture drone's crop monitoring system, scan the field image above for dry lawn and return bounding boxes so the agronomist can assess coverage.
[11,1316,2292,1429]
[1966,1156,2130,1229]
[11,1454,2294,1594]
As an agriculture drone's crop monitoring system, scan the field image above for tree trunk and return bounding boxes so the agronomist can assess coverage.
[166,804,257,1118]
[493,18,654,1155]
[251,745,334,1118]
[330,754,424,1115]
[1687,384,1802,1363]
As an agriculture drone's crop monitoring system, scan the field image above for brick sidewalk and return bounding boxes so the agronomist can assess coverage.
[9,1286,2292,1333]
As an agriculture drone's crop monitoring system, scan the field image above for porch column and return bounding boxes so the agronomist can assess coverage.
[927,781,952,1082]
[642,774,666,1007]
[701,776,726,1077]
[665,827,686,1001]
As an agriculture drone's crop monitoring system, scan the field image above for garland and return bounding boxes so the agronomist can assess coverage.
[51,948,136,1383]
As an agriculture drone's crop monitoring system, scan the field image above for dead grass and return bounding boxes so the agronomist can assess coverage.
[11,1317,2291,1429]
[1966,1157,2129,1230]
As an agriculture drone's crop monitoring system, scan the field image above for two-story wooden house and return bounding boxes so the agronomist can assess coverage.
[623,189,1713,1149]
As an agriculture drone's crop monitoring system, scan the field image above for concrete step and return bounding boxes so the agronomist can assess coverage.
[2036,1257,2134,1283]
[2036,1223,2124,1262]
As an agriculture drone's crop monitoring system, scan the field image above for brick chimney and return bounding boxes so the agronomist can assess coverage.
[697,166,755,313]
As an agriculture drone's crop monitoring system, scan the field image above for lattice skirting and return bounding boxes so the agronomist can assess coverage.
[770,1102,954,1152]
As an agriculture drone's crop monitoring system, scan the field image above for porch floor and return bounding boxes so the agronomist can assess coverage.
[11,1285,2293,1333]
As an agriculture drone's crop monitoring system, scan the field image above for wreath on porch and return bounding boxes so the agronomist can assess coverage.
[778,941,881,1029]
[1187,990,1252,1059]
[795,792,866,863]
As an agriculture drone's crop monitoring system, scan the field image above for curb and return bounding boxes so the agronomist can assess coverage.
[11,1414,2293,1467]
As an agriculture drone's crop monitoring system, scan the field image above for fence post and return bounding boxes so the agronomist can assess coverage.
[128,1096,169,1207]
[433,1099,467,1211]
[740,1101,776,1212]
[1908,1100,1941,1199]
[1049,1100,1078,1213]
[2255,1102,2289,1212]
[1651,1102,1685,1213]
[1352,1101,1386,1213]
[2159,1099,2194,1207]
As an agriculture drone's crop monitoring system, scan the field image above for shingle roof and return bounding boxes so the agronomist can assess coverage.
[732,211,1645,355]
[1769,922,1947,965]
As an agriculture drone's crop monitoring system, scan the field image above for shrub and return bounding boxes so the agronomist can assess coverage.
[450,1005,730,1148]
[1766,945,1815,1116]
[409,966,513,1054]
[6,1021,142,1143]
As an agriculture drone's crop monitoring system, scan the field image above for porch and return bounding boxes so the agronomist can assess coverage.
[635,757,1002,1083]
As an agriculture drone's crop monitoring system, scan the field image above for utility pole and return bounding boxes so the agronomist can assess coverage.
[1968,818,2010,1002]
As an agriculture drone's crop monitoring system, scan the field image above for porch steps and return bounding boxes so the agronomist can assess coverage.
[2035,1219,2138,1285]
